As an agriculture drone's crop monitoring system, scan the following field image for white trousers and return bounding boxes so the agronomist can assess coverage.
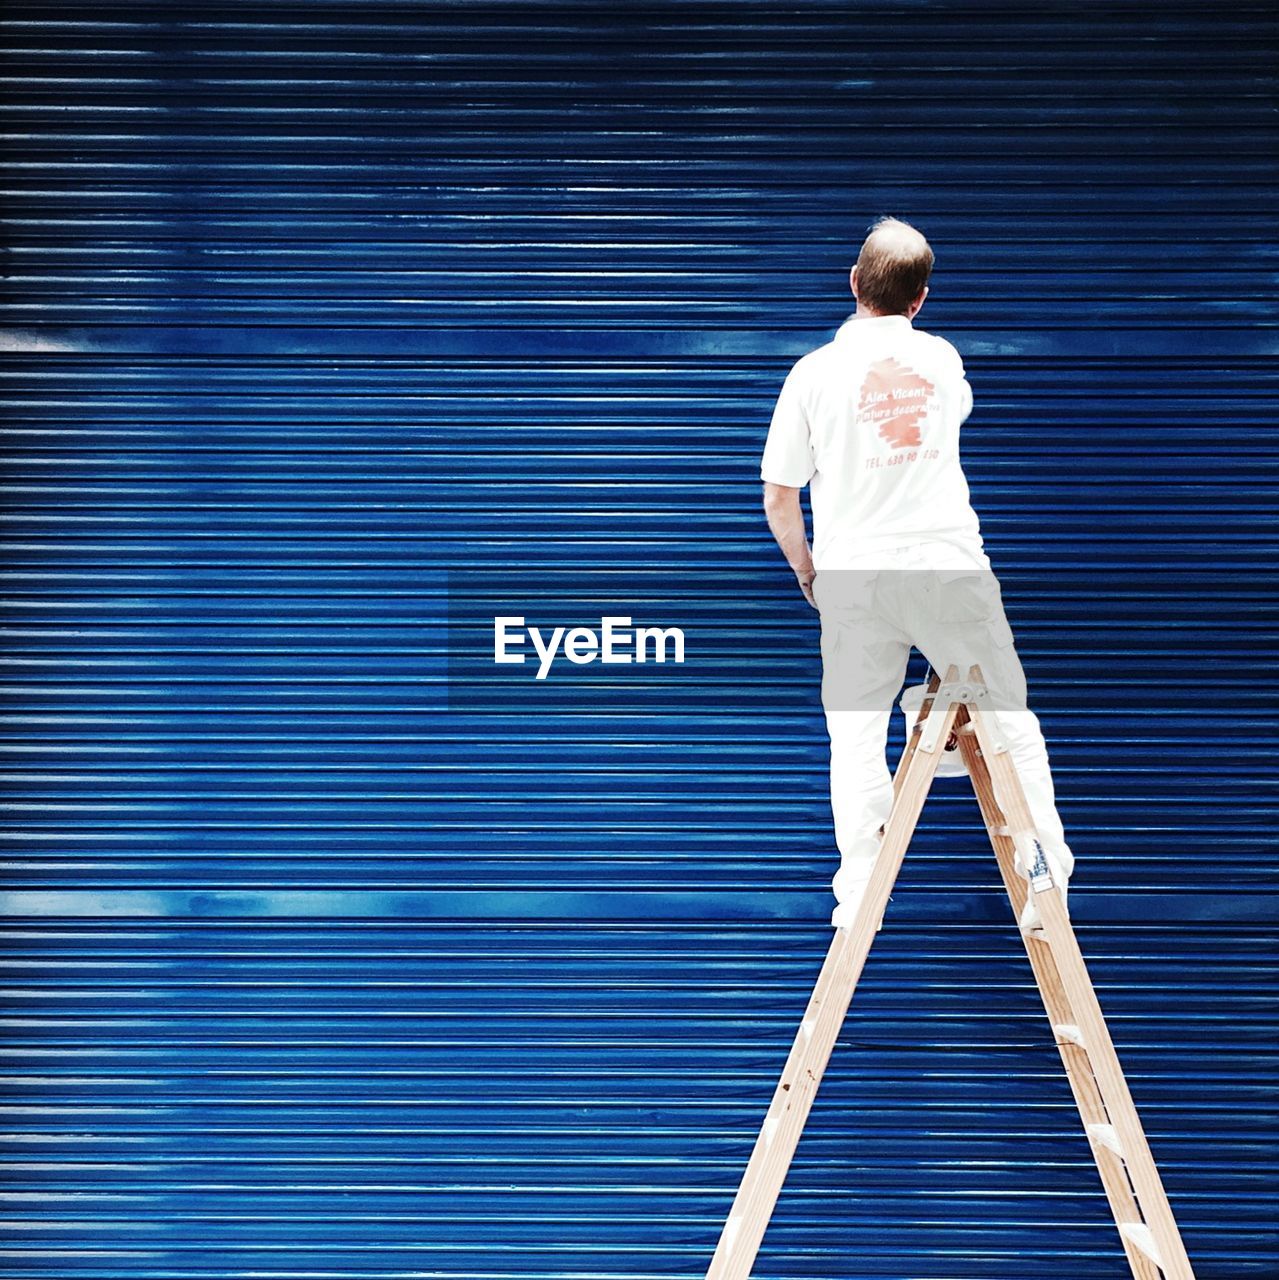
[811,555,1074,908]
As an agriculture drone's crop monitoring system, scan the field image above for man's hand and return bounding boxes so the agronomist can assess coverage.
[762,482,818,609]
[796,565,817,609]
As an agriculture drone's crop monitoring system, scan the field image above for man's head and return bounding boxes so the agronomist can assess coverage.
[850,216,934,318]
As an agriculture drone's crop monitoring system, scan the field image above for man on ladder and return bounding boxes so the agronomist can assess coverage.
[760,215,1073,933]
[712,216,1198,1280]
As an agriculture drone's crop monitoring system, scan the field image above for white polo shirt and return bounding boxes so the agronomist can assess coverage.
[760,313,990,572]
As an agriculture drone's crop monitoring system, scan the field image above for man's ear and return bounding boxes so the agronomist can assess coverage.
[909,284,929,318]
[849,265,859,300]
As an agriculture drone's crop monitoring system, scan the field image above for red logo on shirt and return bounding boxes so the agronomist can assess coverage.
[859,358,935,449]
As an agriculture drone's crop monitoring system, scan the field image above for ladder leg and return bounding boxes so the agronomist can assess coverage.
[960,672,1196,1280]
[957,716,1163,1280]
[705,670,964,1279]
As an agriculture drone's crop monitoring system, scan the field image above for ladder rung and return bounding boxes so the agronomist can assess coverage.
[1119,1221,1165,1270]
[1086,1122,1124,1158]
[1053,1022,1084,1046]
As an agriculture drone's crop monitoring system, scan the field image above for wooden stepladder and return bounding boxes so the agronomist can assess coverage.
[706,665,1196,1280]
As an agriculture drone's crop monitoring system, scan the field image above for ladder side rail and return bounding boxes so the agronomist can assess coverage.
[704,671,964,1278]
[955,710,1162,1280]
[890,668,943,800]
[964,676,1196,1280]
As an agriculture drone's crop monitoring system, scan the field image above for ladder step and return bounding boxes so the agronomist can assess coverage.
[1053,1022,1085,1046]
[1086,1122,1123,1158]
[1119,1222,1165,1270]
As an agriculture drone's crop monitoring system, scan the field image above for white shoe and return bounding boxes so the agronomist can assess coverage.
[1018,886,1068,936]
[830,875,884,933]
[832,898,886,932]
[831,842,884,932]
[1012,833,1071,935]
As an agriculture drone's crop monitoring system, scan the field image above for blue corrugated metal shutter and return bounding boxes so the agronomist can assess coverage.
[1,3,1275,1277]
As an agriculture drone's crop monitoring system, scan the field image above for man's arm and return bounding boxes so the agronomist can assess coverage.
[762,481,816,608]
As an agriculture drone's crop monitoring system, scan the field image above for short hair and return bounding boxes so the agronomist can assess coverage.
[854,216,935,315]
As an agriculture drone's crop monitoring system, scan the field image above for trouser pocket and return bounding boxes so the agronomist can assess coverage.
[932,570,1003,624]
